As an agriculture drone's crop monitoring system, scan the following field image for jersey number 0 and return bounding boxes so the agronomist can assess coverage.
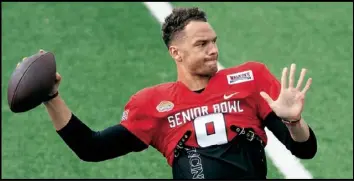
[194,113,228,147]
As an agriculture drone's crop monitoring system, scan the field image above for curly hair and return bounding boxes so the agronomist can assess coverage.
[161,7,207,48]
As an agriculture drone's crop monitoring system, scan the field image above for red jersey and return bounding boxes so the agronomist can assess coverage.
[120,61,281,166]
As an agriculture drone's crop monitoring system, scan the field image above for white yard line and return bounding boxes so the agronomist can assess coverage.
[142,2,313,179]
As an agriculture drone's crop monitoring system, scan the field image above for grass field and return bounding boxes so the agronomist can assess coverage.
[2,2,353,179]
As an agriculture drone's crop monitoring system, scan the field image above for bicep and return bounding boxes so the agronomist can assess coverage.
[92,124,148,155]
[57,114,148,162]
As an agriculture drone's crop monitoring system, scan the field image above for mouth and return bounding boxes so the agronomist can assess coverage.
[205,59,218,66]
[205,57,218,62]
[207,60,217,66]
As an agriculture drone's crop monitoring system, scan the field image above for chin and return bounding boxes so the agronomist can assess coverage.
[209,69,218,76]
[202,67,218,77]
[195,64,218,77]
[209,64,218,74]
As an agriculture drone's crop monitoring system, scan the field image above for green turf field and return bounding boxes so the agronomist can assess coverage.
[2,2,353,179]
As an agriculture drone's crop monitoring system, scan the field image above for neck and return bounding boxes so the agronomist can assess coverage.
[177,67,211,91]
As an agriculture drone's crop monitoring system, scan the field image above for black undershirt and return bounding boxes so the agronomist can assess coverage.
[194,88,205,93]
[57,88,317,162]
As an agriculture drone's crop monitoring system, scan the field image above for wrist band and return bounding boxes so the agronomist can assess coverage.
[282,116,301,125]
[43,92,59,102]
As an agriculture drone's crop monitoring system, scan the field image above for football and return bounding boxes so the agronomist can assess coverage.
[7,51,57,113]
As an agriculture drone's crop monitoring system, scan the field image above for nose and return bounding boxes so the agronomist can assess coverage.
[208,43,218,56]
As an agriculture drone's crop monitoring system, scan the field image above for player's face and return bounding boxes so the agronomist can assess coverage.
[176,21,219,76]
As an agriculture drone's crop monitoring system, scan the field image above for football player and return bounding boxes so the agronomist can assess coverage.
[38,7,317,179]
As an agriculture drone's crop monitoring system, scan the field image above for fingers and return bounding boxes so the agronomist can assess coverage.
[283,64,310,90]
[17,57,28,68]
[281,67,288,90]
[17,49,47,68]
[260,91,274,105]
[296,68,307,90]
[288,63,296,88]
[55,72,61,81]
[301,78,312,95]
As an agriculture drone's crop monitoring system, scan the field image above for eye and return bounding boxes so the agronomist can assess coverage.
[197,41,207,47]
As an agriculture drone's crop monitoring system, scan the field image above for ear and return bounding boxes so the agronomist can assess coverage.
[169,46,182,62]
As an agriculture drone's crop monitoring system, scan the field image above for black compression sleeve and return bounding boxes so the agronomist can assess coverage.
[57,113,148,162]
[264,112,317,159]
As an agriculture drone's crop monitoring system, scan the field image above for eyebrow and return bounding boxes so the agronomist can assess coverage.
[193,36,218,44]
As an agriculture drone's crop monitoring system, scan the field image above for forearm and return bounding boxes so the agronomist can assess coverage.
[43,95,72,131]
[285,118,310,142]
[265,112,317,159]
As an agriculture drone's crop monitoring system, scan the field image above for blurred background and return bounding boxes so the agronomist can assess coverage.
[1,2,353,179]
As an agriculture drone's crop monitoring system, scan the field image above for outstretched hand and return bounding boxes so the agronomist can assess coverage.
[260,64,312,121]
